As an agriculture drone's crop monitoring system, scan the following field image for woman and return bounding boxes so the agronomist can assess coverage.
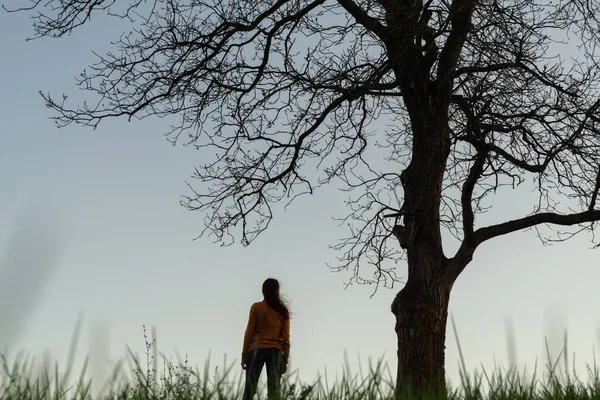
[241,278,291,400]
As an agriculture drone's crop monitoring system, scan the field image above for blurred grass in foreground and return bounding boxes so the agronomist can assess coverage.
[1,325,599,400]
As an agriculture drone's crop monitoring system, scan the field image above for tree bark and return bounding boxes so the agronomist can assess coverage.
[389,79,456,394]
[391,266,454,396]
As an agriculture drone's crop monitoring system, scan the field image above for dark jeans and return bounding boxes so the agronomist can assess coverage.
[242,347,284,400]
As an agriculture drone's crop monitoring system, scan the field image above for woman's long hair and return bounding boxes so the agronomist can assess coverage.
[262,278,291,320]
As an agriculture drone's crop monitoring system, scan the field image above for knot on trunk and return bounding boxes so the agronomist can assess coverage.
[393,223,417,249]
[391,295,400,315]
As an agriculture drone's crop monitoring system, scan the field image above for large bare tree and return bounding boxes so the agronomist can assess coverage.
[8,0,600,392]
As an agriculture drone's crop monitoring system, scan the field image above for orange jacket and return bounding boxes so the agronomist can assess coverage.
[242,301,290,363]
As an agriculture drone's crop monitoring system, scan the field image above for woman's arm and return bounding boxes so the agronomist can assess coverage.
[241,304,257,365]
[281,317,290,363]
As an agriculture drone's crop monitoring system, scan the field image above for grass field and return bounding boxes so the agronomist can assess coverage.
[1,328,599,400]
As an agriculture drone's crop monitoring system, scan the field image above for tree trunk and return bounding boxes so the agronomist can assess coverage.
[382,37,457,387]
[392,269,454,396]
[389,88,456,394]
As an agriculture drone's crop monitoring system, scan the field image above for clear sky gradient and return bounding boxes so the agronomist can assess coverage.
[1,7,599,396]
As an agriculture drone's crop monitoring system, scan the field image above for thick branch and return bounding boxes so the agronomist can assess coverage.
[589,167,600,211]
[437,0,478,80]
[461,151,487,240]
[475,210,600,243]
[336,0,389,40]
[484,142,546,173]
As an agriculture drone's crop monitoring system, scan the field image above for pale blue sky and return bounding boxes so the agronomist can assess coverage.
[1,7,599,396]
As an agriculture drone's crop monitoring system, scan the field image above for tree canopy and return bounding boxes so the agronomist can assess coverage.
[7,0,600,289]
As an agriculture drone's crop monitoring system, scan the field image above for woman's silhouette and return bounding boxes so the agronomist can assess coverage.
[241,278,291,400]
